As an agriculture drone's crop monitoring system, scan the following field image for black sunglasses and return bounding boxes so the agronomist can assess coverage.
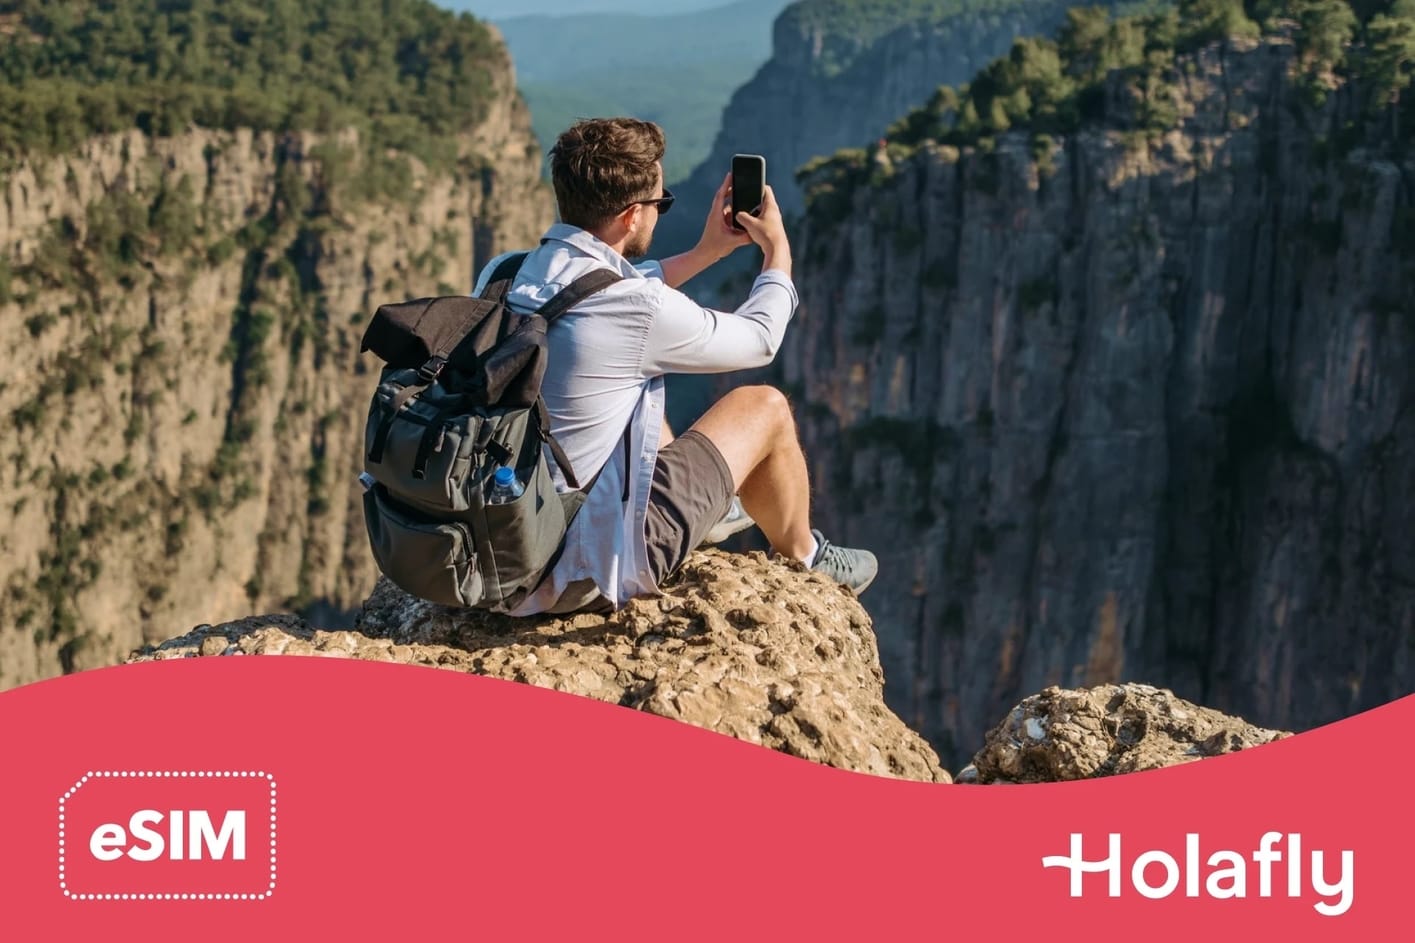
[622,187,674,215]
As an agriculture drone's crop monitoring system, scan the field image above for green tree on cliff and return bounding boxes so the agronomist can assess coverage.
[1363,1,1415,134]
[1365,0,1415,93]
[1177,0,1261,47]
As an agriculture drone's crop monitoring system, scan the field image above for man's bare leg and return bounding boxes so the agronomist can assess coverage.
[688,385,814,561]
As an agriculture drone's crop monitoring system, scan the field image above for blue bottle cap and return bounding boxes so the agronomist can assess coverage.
[494,466,515,486]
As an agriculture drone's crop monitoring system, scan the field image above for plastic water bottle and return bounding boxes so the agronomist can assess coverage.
[486,466,524,505]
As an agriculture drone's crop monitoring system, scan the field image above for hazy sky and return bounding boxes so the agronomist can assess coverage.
[437,0,726,18]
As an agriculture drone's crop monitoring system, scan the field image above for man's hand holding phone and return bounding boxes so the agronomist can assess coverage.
[696,171,752,262]
[733,185,791,279]
[666,159,791,288]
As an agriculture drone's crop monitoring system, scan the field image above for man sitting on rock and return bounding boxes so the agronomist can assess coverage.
[475,117,876,616]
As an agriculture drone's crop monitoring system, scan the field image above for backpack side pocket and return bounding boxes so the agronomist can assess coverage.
[363,486,483,607]
[477,452,569,606]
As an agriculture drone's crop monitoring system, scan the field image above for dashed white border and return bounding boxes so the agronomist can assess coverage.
[59,771,277,901]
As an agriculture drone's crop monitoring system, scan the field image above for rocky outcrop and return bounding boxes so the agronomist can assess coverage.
[129,555,1290,783]
[963,683,1288,783]
[785,35,1415,768]
[128,550,951,783]
[0,55,552,688]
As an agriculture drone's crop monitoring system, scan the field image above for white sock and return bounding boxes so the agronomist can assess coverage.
[800,536,820,568]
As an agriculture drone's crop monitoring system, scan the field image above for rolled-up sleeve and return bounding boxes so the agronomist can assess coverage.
[640,269,799,376]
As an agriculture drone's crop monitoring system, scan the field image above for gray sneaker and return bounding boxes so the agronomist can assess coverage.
[809,529,878,595]
[701,495,756,545]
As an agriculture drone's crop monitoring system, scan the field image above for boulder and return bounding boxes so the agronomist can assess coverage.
[965,683,1289,783]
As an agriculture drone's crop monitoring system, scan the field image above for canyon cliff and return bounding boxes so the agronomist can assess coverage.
[0,43,553,688]
[786,31,1414,765]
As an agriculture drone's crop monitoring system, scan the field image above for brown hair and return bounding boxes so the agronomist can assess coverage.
[549,118,665,230]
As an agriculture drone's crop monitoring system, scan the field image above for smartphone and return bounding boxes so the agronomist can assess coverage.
[731,154,766,232]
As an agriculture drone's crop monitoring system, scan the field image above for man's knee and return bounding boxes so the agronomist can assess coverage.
[724,384,793,431]
[695,385,800,479]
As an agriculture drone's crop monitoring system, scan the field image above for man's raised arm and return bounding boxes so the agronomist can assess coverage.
[641,271,797,376]
[641,185,796,376]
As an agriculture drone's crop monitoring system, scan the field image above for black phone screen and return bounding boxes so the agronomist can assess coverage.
[731,154,765,231]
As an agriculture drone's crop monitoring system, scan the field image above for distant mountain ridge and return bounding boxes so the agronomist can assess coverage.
[440,0,723,16]
[495,0,791,181]
[497,0,786,82]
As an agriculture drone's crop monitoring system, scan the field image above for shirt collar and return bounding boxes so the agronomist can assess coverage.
[541,223,646,279]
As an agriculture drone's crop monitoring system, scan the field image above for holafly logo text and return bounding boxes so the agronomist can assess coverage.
[59,770,277,901]
[1042,833,1354,916]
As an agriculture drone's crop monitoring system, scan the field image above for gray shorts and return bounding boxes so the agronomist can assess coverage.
[644,430,736,586]
[544,430,735,614]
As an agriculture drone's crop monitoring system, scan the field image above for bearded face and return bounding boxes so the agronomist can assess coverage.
[624,217,654,258]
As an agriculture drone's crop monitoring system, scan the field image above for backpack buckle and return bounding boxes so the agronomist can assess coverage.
[417,356,447,383]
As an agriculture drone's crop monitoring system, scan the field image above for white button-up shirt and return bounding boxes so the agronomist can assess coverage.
[472,223,798,614]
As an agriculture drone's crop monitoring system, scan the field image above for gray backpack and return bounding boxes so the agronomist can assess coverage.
[358,253,621,611]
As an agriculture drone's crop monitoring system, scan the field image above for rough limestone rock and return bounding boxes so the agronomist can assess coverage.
[130,551,950,783]
[965,683,1289,784]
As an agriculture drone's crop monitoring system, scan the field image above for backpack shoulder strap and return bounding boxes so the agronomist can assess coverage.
[533,399,626,497]
[525,267,623,490]
[479,252,529,304]
[536,269,623,323]
[536,399,582,487]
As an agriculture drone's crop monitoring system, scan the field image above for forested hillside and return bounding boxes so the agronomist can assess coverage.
[0,0,507,173]
[802,0,1414,197]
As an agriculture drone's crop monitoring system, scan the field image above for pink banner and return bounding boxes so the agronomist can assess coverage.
[0,657,1405,938]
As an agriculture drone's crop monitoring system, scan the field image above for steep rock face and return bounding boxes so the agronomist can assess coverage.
[787,37,1414,767]
[656,0,1123,258]
[129,551,951,783]
[0,79,552,687]
[965,682,1288,783]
